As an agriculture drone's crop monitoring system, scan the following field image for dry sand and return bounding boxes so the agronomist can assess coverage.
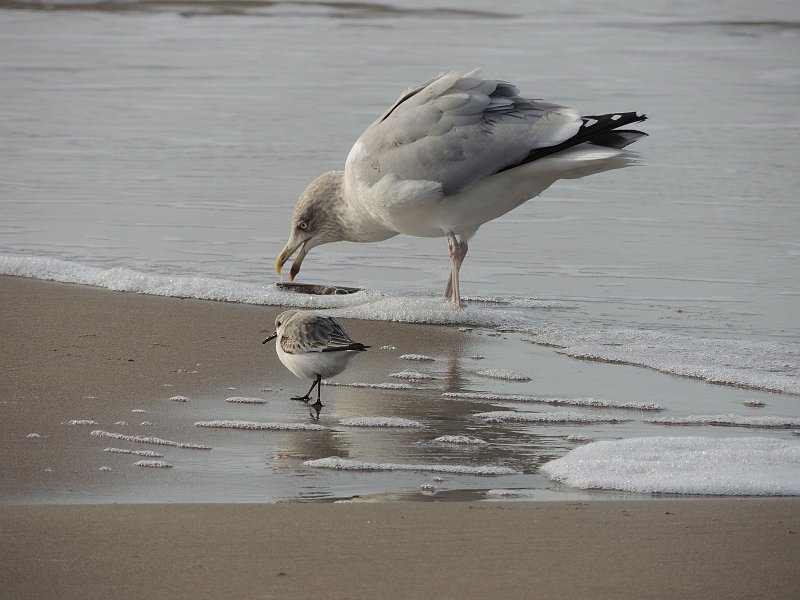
[2,276,799,599]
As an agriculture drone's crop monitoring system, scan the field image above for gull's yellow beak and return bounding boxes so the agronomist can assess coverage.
[275,239,308,281]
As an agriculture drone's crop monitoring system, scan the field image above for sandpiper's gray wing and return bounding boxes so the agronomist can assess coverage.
[281,314,366,354]
[344,69,583,196]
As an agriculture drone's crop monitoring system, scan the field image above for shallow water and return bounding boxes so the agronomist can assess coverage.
[2,0,799,502]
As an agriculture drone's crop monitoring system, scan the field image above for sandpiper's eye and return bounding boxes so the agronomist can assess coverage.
[297,220,309,231]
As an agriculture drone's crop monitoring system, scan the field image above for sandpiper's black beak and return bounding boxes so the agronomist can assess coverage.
[263,332,277,344]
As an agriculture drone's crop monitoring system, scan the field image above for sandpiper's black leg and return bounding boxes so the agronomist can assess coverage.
[291,376,319,402]
[310,374,323,407]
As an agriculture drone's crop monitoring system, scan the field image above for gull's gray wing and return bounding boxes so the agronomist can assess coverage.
[345,70,583,195]
[281,314,367,354]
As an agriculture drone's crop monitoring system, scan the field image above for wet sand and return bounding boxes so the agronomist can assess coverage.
[2,276,800,598]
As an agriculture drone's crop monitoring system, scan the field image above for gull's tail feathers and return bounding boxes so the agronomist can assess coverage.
[498,112,647,175]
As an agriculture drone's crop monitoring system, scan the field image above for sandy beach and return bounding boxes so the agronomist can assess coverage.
[3,500,799,600]
[1,276,799,598]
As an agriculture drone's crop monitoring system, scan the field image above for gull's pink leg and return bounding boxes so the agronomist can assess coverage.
[444,233,468,308]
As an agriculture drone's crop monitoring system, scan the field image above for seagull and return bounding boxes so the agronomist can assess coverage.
[262,310,369,406]
[276,69,647,306]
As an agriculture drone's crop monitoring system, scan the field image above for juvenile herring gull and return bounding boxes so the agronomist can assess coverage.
[263,310,369,406]
[276,69,647,306]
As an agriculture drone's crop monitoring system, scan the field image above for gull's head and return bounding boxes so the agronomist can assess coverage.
[276,171,347,281]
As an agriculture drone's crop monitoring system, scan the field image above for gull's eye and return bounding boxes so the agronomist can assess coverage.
[297,220,309,231]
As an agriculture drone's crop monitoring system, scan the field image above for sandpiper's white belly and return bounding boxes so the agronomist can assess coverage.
[277,346,359,380]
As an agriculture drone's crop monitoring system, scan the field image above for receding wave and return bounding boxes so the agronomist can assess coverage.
[3,254,797,396]
[0,254,508,326]
[518,323,800,395]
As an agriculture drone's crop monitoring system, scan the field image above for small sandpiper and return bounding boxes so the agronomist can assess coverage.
[263,310,369,406]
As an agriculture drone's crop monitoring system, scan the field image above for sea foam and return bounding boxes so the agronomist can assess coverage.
[91,430,211,449]
[0,255,508,326]
[474,410,630,424]
[433,435,487,445]
[540,437,800,495]
[322,381,414,390]
[400,354,435,361]
[475,369,531,381]
[644,414,800,429]
[67,419,99,426]
[389,370,435,380]
[103,447,164,457]
[518,324,800,394]
[225,397,268,404]
[443,391,661,411]
[194,420,330,431]
[134,460,172,469]
[304,456,517,476]
[338,417,423,428]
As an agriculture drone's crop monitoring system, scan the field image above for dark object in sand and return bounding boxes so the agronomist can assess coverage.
[275,282,361,295]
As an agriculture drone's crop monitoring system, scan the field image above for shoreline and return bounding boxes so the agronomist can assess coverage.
[2,276,800,598]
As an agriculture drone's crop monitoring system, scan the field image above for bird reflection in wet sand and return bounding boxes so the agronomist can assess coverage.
[263,310,369,411]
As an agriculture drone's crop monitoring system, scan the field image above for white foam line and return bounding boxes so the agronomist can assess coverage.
[443,391,662,411]
[486,488,517,496]
[135,460,172,468]
[475,410,631,424]
[91,430,211,450]
[103,447,164,458]
[433,435,487,445]
[0,255,511,326]
[304,457,517,476]
[400,354,435,362]
[322,381,414,390]
[389,370,436,380]
[225,397,268,404]
[67,419,99,426]
[645,414,800,429]
[194,420,330,431]
[338,417,423,428]
[475,369,531,382]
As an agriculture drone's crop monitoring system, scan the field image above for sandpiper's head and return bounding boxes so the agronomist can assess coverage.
[274,310,299,331]
[262,310,299,344]
[276,171,347,281]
